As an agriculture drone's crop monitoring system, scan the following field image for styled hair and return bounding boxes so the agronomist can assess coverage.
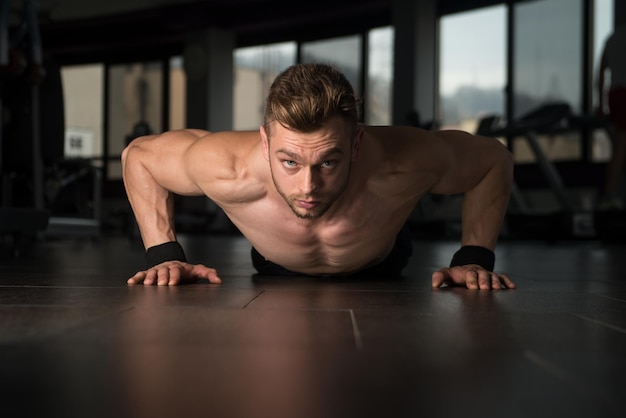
[264,63,361,137]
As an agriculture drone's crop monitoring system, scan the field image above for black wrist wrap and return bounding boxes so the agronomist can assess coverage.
[450,245,495,271]
[145,241,187,269]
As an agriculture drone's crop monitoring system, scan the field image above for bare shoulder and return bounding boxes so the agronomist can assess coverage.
[362,125,449,166]
[186,130,261,156]
[134,129,261,175]
[361,126,509,195]
[365,125,505,157]
[123,129,265,200]
[364,125,444,147]
[360,126,445,197]
[185,130,267,202]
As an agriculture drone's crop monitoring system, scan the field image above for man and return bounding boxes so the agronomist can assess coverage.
[598,24,626,210]
[123,63,515,290]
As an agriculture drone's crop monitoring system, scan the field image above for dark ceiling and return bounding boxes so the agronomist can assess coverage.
[7,0,505,64]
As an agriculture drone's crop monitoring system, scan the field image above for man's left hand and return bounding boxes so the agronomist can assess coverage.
[432,265,515,290]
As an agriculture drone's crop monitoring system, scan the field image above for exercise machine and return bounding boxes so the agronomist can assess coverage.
[569,114,626,241]
[477,102,600,240]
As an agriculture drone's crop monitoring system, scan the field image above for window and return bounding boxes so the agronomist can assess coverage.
[439,5,506,134]
[367,26,394,125]
[233,42,297,130]
[514,0,582,117]
[591,0,614,162]
[169,56,186,131]
[61,64,104,159]
[513,0,583,163]
[107,61,163,179]
[301,35,362,96]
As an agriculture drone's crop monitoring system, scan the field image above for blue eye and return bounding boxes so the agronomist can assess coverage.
[321,160,337,168]
[283,160,297,168]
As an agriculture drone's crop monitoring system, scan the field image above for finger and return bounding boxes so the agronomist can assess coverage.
[465,269,479,289]
[203,267,222,284]
[431,269,447,288]
[491,273,502,290]
[138,270,154,285]
[477,270,492,290]
[127,271,146,284]
[151,269,162,285]
[157,266,170,286]
[500,274,516,289]
[167,266,181,286]
[185,264,222,284]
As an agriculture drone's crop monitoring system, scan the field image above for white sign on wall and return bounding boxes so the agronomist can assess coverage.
[64,127,95,158]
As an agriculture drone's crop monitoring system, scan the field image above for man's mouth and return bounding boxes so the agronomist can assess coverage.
[295,200,319,209]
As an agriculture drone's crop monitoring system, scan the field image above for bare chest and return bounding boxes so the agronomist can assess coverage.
[223,191,417,275]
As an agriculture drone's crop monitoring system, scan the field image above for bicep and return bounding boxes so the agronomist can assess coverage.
[124,130,209,196]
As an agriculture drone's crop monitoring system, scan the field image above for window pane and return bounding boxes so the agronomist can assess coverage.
[61,64,104,159]
[169,56,186,131]
[439,5,506,133]
[301,35,362,96]
[513,0,583,162]
[514,0,582,117]
[233,42,296,130]
[591,0,614,162]
[367,26,394,125]
[108,62,163,179]
[594,0,614,107]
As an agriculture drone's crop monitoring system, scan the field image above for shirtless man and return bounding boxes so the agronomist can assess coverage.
[123,63,515,290]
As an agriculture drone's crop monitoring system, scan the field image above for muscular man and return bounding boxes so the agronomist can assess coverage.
[123,63,515,289]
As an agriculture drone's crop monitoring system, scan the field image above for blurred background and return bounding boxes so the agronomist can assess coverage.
[0,0,623,252]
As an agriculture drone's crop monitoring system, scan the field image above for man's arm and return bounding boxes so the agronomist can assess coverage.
[427,130,515,289]
[121,129,222,285]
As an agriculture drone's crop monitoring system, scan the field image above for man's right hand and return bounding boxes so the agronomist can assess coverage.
[127,261,222,286]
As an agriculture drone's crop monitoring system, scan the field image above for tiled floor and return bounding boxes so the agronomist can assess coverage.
[1,233,625,418]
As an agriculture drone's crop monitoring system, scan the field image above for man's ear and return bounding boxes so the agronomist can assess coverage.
[352,128,364,160]
[260,125,270,161]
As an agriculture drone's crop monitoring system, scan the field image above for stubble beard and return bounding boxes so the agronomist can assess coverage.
[269,161,351,220]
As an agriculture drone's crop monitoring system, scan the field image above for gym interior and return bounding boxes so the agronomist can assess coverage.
[1,1,625,417]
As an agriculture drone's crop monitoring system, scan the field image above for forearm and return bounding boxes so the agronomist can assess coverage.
[460,150,513,251]
[132,188,177,249]
[122,142,178,249]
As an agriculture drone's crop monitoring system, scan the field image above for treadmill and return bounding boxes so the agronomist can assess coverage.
[477,102,591,240]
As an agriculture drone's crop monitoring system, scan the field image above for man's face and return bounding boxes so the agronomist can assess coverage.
[261,117,361,220]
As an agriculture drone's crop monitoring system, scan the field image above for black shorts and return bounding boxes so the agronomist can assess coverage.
[251,226,413,277]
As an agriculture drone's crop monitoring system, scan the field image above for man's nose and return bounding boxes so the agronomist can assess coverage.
[300,168,319,194]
